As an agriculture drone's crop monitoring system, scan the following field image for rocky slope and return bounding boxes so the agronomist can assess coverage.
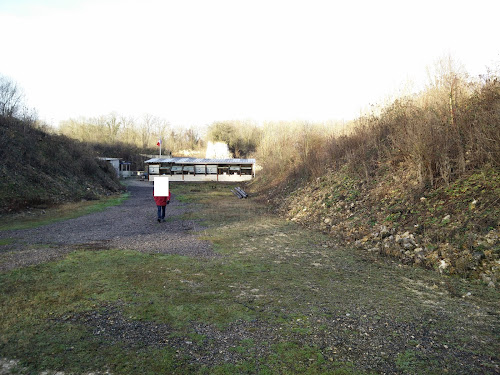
[265,165,499,286]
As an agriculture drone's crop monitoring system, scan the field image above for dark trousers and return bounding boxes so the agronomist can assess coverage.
[157,205,166,219]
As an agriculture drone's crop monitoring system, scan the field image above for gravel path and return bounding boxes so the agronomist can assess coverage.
[0,180,216,271]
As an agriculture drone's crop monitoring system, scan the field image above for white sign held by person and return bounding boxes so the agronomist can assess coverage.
[154,176,169,196]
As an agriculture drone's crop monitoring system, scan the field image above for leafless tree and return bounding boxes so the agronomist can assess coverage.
[140,113,159,148]
[0,74,25,118]
[105,112,122,143]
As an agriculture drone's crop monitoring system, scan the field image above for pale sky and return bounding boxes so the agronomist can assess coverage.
[1,0,499,128]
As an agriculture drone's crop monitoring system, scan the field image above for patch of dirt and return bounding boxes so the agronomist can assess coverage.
[52,300,499,374]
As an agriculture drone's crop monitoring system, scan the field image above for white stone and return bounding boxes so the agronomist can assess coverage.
[438,259,448,270]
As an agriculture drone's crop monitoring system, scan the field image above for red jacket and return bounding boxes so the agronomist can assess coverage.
[153,191,170,206]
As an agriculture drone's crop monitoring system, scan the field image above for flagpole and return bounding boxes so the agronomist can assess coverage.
[160,139,161,157]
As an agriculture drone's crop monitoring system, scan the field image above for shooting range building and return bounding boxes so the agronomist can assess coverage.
[145,157,256,182]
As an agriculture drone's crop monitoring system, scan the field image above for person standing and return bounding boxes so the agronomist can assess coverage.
[153,189,170,222]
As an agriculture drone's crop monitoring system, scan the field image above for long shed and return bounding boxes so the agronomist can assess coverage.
[145,157,256,182]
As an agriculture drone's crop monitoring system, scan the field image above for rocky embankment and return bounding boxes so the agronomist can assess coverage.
[267,166,500,287]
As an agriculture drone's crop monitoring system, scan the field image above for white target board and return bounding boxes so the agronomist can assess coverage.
[154,176,169,196]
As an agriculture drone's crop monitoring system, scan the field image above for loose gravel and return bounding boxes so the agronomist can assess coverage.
[0,180,216,272]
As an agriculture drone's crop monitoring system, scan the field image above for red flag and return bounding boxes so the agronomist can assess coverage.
[156,139,161,147]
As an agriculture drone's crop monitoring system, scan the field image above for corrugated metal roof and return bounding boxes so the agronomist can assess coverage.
[145,157,256,164]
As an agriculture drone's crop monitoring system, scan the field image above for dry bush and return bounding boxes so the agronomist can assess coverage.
[256,71,499,192]
[384,76,500,188]
[325,115,389,180]
[256,121,335,185]
[458,78,500,169]
[207,121,262,157]
[256,122,297,183]
[381,99,449,187]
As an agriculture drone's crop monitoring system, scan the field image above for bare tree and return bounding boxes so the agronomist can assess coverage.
[140,113,158,149]
[0,75,25,118]
[426,55,468,126]
[105,112,122,143]
[184,127,201,150]
[119,115,138,145]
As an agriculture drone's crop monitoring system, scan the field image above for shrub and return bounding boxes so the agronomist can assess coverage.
[255,72,500,192]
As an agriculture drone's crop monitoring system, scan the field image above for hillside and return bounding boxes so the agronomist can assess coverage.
[263,166,499,286]
[0,115,124,213]
[256,75,500,285]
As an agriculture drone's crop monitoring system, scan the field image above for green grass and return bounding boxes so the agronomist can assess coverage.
[0,192,130,231]
[0,183,498,374]
[0,249,357,374]
[0,238,14,246]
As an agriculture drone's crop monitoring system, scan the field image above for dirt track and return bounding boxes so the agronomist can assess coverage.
[0,180,216,271]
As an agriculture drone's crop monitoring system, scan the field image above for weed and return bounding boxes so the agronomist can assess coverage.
[395,350,419,374]
[0,238,14,246]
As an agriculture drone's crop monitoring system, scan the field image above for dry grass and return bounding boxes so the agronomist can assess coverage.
[0,115,124,213]
[255,74,500,197]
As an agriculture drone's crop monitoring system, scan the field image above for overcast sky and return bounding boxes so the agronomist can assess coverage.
[1,0,499,128]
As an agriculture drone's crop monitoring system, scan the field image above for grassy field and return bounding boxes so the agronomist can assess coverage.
[0,184,498,374]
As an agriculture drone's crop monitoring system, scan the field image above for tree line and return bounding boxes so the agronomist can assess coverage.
[57,116,266,159]
[58,113,203,155]
[3,56,499,188]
